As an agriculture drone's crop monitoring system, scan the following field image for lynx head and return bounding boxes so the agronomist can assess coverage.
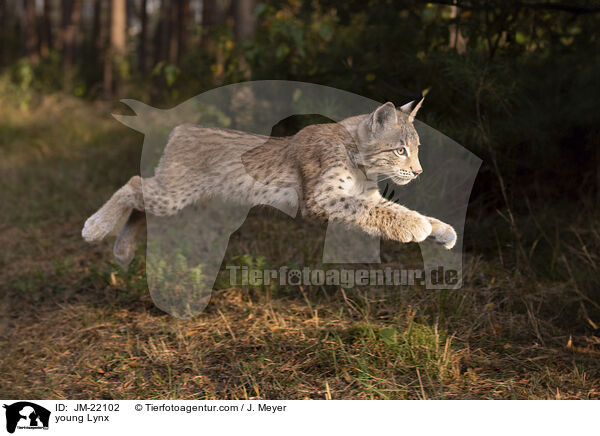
[356,99,424,185]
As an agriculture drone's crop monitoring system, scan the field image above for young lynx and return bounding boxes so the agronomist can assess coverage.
[82,99,457,266]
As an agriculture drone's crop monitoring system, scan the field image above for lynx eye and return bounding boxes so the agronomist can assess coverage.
[393,147,406,157]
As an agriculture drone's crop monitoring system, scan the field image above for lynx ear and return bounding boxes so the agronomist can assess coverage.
[399,97,424,122]
[367,102,397,134]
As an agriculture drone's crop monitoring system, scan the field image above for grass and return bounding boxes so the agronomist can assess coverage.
[1,92,600,399]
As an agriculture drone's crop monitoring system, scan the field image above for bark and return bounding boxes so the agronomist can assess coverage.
[138,0,147,72]
[24,0,38,62]
[202,0,224,29]
[40,0,52,57]
[168,0,178,64]
[231,0,256,79]
[0,0,5,30]
[155,0,169,64]
[176,0,190,63]
[201,0,226,81]
[448,4,468,54]
[202,0,224,49]
[92,0,102,54]
[59,0,71,52]
[62,0,82,89]
[231,0,256,41]
[595,131,600,209]
[103,0,126,98]
[110,0,126,54]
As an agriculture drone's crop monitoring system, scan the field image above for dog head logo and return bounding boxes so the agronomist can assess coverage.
[3,402,50,434]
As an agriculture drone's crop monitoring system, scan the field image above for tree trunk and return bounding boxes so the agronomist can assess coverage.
[110,0,126,53]
[231,0,256,79]
[202,0,224,49]
[202,0,222,37]
[0,0,5,31]
[62,0,81,90]
[40,0,52,58]
[595,130,600,210]
[0,1,4,63]
[448,4,468,54]
[24,0,38,63]
[176,0,190,64]
[103,0,126,98]
[59,0,71,52]
[138,0,147,72]
[155,0,169,64]
[92,0,102,57]
[201,0,225,81]
[168,1,178,64]
[232,0,256,41]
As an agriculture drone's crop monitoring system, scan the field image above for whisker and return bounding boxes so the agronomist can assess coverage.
[378,174,395,183]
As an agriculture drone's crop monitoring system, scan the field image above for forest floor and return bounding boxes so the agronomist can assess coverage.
[2,94,600,399]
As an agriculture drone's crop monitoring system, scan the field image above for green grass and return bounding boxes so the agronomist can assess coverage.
[1,92,600,399]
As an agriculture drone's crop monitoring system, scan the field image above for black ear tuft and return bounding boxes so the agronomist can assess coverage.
[399,100,415,114]
[399,97,425,122]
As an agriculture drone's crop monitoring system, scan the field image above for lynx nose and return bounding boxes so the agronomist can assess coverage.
[412,169,423,176]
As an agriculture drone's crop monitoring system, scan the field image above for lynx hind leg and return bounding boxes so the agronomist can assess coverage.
[113,210,146,267]
[82,175,144,243]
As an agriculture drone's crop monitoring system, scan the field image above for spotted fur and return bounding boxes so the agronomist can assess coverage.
[82,100,456,266]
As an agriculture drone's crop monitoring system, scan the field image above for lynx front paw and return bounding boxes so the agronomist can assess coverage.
[429,218,457,249]
[396,211,433,243]
[82,213,113,243]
